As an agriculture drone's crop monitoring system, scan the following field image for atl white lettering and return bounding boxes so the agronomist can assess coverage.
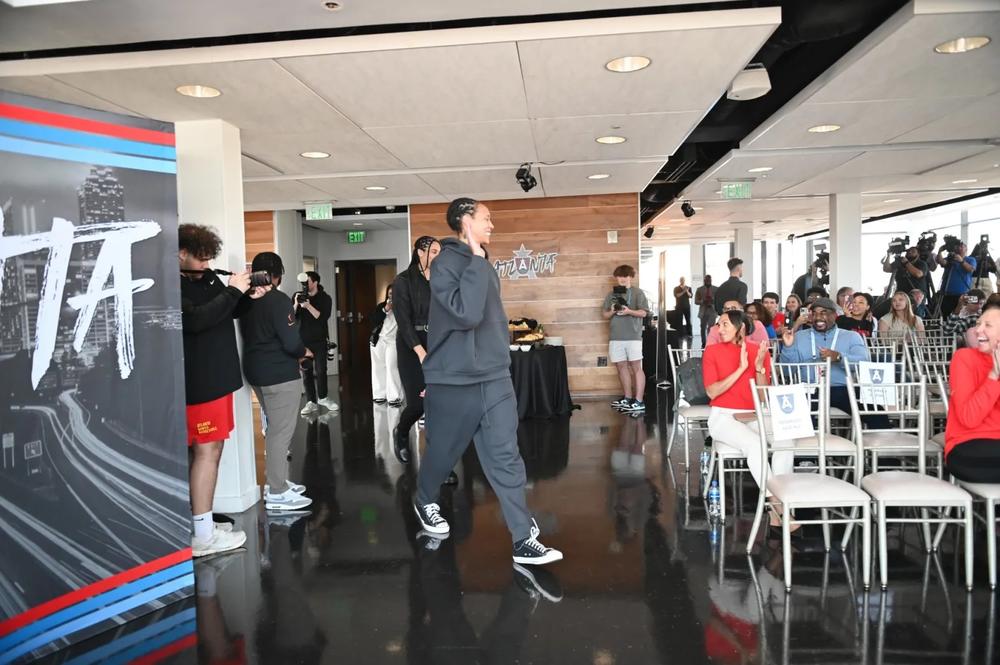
[0,207,160,388]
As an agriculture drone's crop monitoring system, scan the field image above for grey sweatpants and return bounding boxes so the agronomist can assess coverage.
[252,379,300,494]
[417,378,532,543]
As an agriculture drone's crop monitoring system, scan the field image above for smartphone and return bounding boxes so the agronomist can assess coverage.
[968,295,980,304]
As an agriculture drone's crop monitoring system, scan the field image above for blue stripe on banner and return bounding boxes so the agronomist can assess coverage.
[0,561,193,653]
[103,619,197,665]
[64,608,196,665]
[0,135,176,174]
[0,574,194,665]
[0,118,177,160]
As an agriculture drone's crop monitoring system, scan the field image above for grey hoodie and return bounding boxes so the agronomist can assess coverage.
[422,237,511,385]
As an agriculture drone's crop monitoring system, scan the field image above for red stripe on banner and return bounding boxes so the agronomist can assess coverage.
[0,102,175,146]
[0,548,192,638]
[130,632,198,665]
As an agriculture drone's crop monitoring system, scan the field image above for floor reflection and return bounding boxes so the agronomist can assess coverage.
[34,378,1000,665]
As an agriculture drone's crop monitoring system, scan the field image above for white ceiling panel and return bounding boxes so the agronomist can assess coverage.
[539,162,657,197]
[809,11,1000,104]
[279,43,528,127]
[518,24,776,117]
[418,168,546,201]
[243,180,329,205]
[920,148,1000,176]
[0,75,139,116]
[532,112,702,163]
[744,98,965,150]
[241,129,404,174]
[52,60,353,132]
[365,120,537,168]
[776,175,911,198]
[301,174,443,202]
[241,155,282,177]
[819,145,992,179]
[686,151,862,199]
[891,93,1000,143]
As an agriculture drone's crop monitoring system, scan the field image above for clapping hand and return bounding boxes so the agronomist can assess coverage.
[755,341,769,371]
[738,340,749,372]
[781,327,795,347]
[991,344,1000,381]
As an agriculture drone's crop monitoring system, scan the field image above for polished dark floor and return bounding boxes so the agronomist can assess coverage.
[43,379,999,664]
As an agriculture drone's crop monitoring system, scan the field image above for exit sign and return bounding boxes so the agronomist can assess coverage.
[721,181,752,199]
[347,230,367,244]
[305,202,333,220]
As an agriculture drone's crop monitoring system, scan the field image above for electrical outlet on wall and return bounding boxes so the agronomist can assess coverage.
[597,356,608,367]
[607,231,618,244]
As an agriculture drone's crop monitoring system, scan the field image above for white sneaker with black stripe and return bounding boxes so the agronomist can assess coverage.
[414,501,450,535]
[512,519,563,565]
[610,396,630,409]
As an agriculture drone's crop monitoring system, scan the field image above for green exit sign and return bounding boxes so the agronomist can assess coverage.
[305,202,333,220]
[347,230,367,244]
[721,181,752,199]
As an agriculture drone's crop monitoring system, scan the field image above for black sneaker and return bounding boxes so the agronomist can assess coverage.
[513,519,563,565]
[610,396,630,409]
[373,398,387,405]
[413,501,450,535]
[626,400,646,413]
[514,563,564,603]
[393,425,411,464]
[416,529,448,551]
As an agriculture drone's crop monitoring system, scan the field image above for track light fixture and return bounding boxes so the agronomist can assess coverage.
[643,225,655,239]
[681,201,696,218]
[515,163,537,192]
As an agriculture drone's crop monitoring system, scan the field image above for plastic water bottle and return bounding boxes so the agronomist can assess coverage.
[699,451,710,478]
[707,480,721,521]
[709,521,720,551]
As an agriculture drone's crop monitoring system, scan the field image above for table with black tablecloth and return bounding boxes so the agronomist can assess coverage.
[509,345,575,419]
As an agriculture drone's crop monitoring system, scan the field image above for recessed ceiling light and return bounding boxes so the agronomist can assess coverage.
[175,84,221,98]
[747,166,772,173]
[300,151,330,159]
[807,124,841,133]
[934,36,991,54]
[952,178,978,184]
[883,198,902,203]
[587,173,610,180]
[605,56,651,73]
[353,222,363,226]
[364,185,387,191]
[596,135,627,145]
[322,1,343,10]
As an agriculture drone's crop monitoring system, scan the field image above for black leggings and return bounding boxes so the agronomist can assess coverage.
[946,439,1000,483]
[397,331,427,440]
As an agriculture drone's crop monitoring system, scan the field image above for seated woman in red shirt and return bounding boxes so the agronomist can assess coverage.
[703,310,792,527]
[945,308,1000,483]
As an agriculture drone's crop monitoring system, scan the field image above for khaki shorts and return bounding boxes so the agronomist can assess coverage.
[609,340,643,363]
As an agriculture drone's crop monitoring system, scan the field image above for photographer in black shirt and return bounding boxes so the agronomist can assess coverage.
[294,271,335,415]
[881,245,929,300]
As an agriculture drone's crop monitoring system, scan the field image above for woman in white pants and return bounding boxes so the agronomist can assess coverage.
[702,309,795,529]
[370,285,403,406]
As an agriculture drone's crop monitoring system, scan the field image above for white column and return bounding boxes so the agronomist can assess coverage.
[734,227,755,300]
[273,209,304,298]
[175,119,259,513]
[690,241,705,285]
[828,193,863,299]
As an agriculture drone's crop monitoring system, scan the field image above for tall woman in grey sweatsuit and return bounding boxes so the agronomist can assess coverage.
[414,198,562,565]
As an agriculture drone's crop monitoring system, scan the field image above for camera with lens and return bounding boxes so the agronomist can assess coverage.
[916,231,937,258]
[941,234,962,255]
[294,271,310,305]
[249,270,272,288]
[887,235,909,256]
[612,285,628,312]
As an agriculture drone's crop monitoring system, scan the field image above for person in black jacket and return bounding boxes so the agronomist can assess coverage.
[240,252,313,513]
[413,198,563,566]
[391,236,441,463]
[294,271,336,415]
[179,223,254,557]
[713,258,748,316]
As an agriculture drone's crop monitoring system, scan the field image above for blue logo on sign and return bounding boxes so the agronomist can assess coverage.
[779,394,795,414]
[870,370,884,385]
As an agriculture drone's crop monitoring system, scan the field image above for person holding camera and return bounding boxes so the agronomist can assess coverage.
[603,265,650,413]
[971,239,997,296]
[414,198,563,565]
[937,240,977,317]
[792,254,829,302]
[239,252,313,513]
[942,289,987,336]
[369,284,403,407]
[295,271,336,416]
[179,224,260,557]
[882,245,929,300]
[837,292,876,338]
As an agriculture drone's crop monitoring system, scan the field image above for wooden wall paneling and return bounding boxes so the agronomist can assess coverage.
[410,193,640,397]
[243,210,274,266]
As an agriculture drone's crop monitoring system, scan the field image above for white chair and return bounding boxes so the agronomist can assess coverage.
[933,373,1000,590]
[845,373,975,590]
[666,345,710,469]
[746,377,872,591]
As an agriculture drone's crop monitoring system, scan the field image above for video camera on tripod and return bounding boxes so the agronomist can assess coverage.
[887,235,909,257]
[812,250,830,286]
[940,234,963,256]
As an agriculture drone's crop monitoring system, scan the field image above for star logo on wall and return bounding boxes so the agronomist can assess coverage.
[512,244,536,279]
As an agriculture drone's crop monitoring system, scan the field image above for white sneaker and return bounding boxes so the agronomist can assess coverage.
[265,488,313,511]
[318,398,339,412]
[192,528,247,558]
[300,401,319,416]
[264,481,306,495]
